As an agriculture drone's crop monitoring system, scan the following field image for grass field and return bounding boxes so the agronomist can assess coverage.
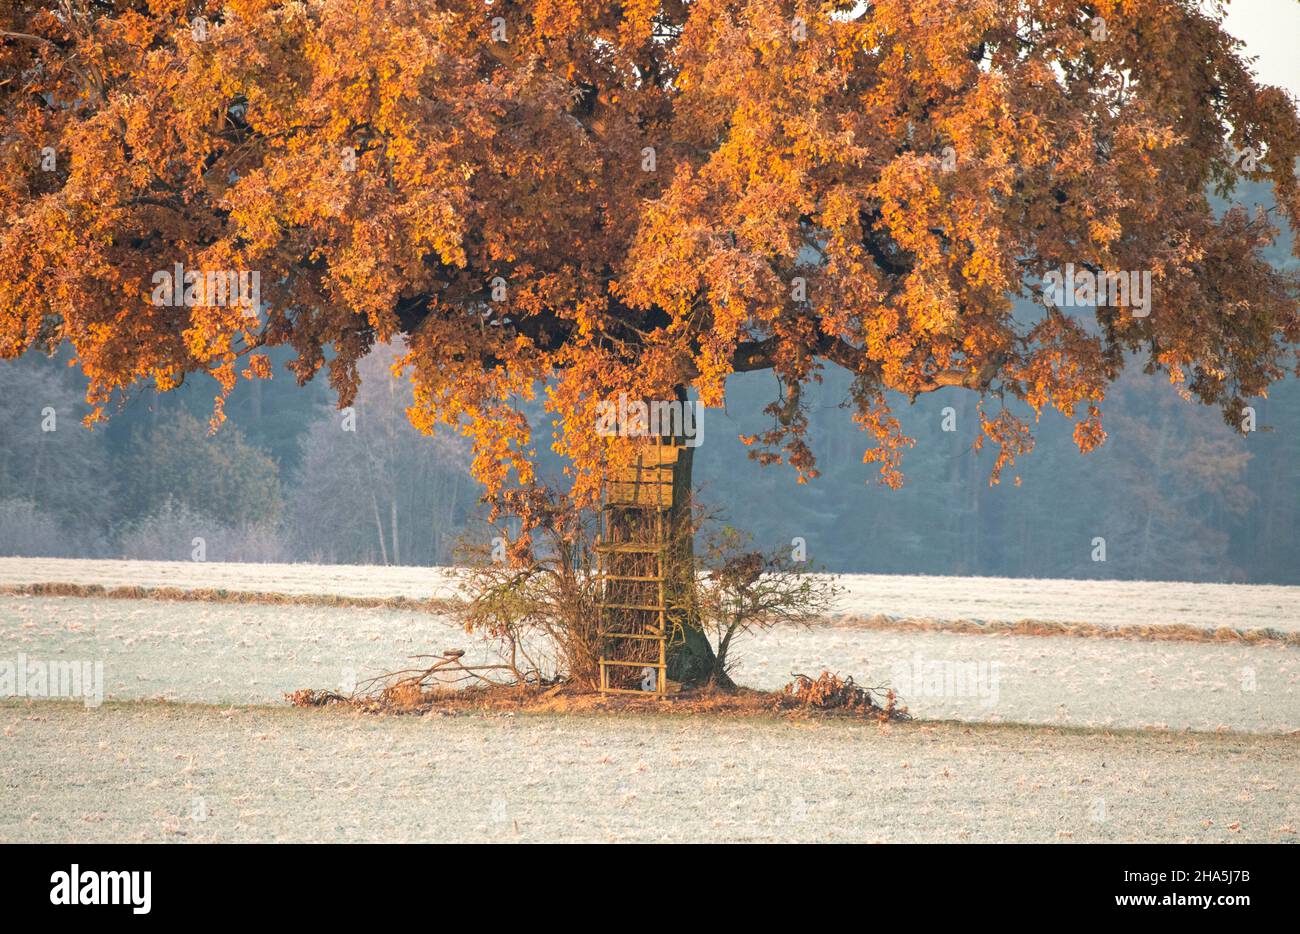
[1,558,1296,842]
[2,703,1294,843]
[5,556,1297,632]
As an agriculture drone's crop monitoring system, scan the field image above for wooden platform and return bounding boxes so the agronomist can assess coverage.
[604,443,678,509]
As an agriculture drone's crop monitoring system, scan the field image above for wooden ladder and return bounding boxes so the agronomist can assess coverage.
[596,439,678,696]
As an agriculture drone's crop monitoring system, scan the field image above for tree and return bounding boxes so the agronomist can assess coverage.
[0,354,111,530]
[120,409,282,529]
[289,340,474,565]
[3,1,1299,682]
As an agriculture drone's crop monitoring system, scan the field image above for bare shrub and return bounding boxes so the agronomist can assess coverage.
[453,495,603,688]
[697,526,841,684]
[0,499,88,557]
[451,504,846,693]
[117,499,285,562]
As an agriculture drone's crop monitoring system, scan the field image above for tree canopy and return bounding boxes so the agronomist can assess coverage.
[3,0,1299,508]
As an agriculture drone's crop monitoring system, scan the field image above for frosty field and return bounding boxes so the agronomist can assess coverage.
[3,703,1295,843]
[1,596,1295,732]
[4,556,1298,632]
[1,558,1296,842]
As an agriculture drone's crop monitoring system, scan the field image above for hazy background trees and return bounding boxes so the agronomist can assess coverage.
[287,343,473,566]
[0,358,111,555]
[696,364,1282,583]
[121,410,282,531]
[1,340,1295,583]
[0,338,474,565]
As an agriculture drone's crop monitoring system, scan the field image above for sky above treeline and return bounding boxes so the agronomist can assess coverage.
[1224,0,1300,96]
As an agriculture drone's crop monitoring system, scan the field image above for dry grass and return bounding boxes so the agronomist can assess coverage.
[6,581,1296,649]
[0,581,458,614]
[834,614,1300,647]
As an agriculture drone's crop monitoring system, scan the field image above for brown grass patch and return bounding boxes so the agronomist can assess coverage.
[0,582,458,614]
[286,670,911,722]
[834,614,1300,648]
[6,581,1294,649]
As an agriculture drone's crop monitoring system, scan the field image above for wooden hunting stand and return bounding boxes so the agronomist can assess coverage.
[596,438,679,696]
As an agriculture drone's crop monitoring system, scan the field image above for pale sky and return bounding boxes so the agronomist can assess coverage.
[1222,0,1300,98]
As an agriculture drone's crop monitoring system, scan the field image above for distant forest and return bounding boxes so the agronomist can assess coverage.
[2,338,1297,584]
[1,187,1296,585]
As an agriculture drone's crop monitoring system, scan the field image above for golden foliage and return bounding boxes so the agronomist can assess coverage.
[3,0,1298,501]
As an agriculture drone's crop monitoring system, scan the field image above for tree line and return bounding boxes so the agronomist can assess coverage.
[2,337,1296,584]
[0,342,474,566]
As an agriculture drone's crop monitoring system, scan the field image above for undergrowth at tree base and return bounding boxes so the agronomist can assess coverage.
[286,670,910,722]
[781,671,910,720]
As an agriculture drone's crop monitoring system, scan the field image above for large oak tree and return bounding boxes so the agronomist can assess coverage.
[3,1,1299,677]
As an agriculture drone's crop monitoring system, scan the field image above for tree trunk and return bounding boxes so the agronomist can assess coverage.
[390,498,400,566]
[662,391,729,689]
[601,388,725,691]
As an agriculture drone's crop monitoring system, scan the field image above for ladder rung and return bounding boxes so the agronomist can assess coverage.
[602,631,664,640]
[594,575,664,583]
[599,659,667,669]
[594,543,664,553]
[599,687,671,696]
[598,602,665,612]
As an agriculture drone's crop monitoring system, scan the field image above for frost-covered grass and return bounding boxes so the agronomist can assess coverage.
[2,595,1294,733]
[0,557,461,601]
[2,556,1296,633]
[2,557,1297,843]
[1,702,1295,843]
